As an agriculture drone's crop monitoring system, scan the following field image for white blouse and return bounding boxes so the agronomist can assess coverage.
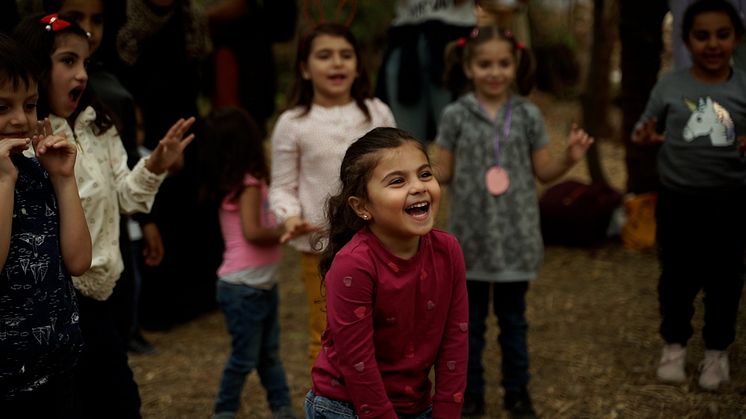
[50,107,166,300]
[269,99,396,253]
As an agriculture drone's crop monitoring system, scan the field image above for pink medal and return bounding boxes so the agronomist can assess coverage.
[484,99,512,196]
[485,166,510,195]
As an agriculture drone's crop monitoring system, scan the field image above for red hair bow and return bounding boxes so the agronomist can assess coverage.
[40,14,71,32]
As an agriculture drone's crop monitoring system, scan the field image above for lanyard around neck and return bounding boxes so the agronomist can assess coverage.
[481,98,513,167]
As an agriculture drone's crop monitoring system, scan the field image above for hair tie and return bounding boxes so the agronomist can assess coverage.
[40,13,71,32]
[516,41,525,50]
[457,37,466,47]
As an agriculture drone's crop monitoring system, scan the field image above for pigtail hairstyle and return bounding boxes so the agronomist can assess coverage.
[286,23,371,120]
[681,0,745,44]
[318,127,427,278]
[13,13,113,135]
[444,25,535,97]
[0,34,39,93]
[444,36,469,97]
[198,107,268,207]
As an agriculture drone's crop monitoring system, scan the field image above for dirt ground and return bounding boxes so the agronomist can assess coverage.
[129,94,746,418]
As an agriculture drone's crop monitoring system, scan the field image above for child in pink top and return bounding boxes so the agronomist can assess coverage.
[200,108,298,419]
[306,127,468,419]
[269,23,395,364]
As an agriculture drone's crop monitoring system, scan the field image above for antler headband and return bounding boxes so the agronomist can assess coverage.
[302,0,358,28]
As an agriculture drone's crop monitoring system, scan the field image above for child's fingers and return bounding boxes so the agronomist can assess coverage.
[179,133,195,149]
[181,116,196,131]
[34,135,67,154]
[164,116,195,140]
[163,118,185,139]
[1,138,31,154]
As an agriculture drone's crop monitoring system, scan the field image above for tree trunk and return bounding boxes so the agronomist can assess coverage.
[618,0,669,193]
[581,0,616,185]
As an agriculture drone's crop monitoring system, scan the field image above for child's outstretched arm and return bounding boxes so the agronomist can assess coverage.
[33,122,91,276]
[532,123,593,183]
[0,137,31,271]
[145,117,196,174]
[279,216,319,244]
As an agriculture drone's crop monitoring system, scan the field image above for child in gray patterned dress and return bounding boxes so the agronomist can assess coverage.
[434,26,593,418]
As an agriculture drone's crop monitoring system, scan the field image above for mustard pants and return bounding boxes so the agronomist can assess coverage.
[300,252,326,364]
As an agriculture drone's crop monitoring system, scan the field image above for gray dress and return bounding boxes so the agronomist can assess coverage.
[436,93,548,282]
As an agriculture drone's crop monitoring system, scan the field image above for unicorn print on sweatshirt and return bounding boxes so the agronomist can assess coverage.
[683,96,735,146]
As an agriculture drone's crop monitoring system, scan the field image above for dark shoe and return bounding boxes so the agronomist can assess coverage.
[462,393,485,417]
[128,331,156,355]
[504,389,538,419]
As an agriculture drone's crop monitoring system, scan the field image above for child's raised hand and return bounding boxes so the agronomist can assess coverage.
[146,117,196,174]
[631,118,665,145]
[565,123,594,164]
[33,119,76,179]
[0,137,31,182]
[280,216,321,244]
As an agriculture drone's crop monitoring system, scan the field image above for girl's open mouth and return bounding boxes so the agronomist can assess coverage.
[69,86,84,103]
[405,202,430,217]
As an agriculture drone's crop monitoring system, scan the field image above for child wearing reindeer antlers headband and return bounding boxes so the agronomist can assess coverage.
[269,23,396,366]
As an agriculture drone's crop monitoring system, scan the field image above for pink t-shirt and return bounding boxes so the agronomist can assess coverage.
[217,174,281,277]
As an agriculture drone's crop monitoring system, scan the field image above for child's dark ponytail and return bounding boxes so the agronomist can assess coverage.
[513,35,534,96]
[317,127,427,278]
[444,26,535,97]
[444,37,469,98]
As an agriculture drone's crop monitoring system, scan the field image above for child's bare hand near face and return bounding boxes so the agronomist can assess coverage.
[33,119,76,179]
[0,137,31,183]
[146,117,196,174]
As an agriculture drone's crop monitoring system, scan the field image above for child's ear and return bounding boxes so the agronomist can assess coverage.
[463,62,473,80]
[300,62,311,80]
[347,196,369,220]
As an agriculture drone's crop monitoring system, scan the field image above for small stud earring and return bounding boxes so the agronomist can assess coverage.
[362,214,369,220]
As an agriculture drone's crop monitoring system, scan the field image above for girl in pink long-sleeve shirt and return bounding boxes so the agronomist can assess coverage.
[305,127,468,419]
[269,23,395,364]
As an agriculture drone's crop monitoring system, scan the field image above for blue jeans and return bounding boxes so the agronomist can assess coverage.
[466,280,530,395]
[304,391,432,419]
[214,282,291,414]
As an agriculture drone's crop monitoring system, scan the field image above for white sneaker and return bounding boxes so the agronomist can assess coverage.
[656,344,687,383]
[698,350,729,390]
